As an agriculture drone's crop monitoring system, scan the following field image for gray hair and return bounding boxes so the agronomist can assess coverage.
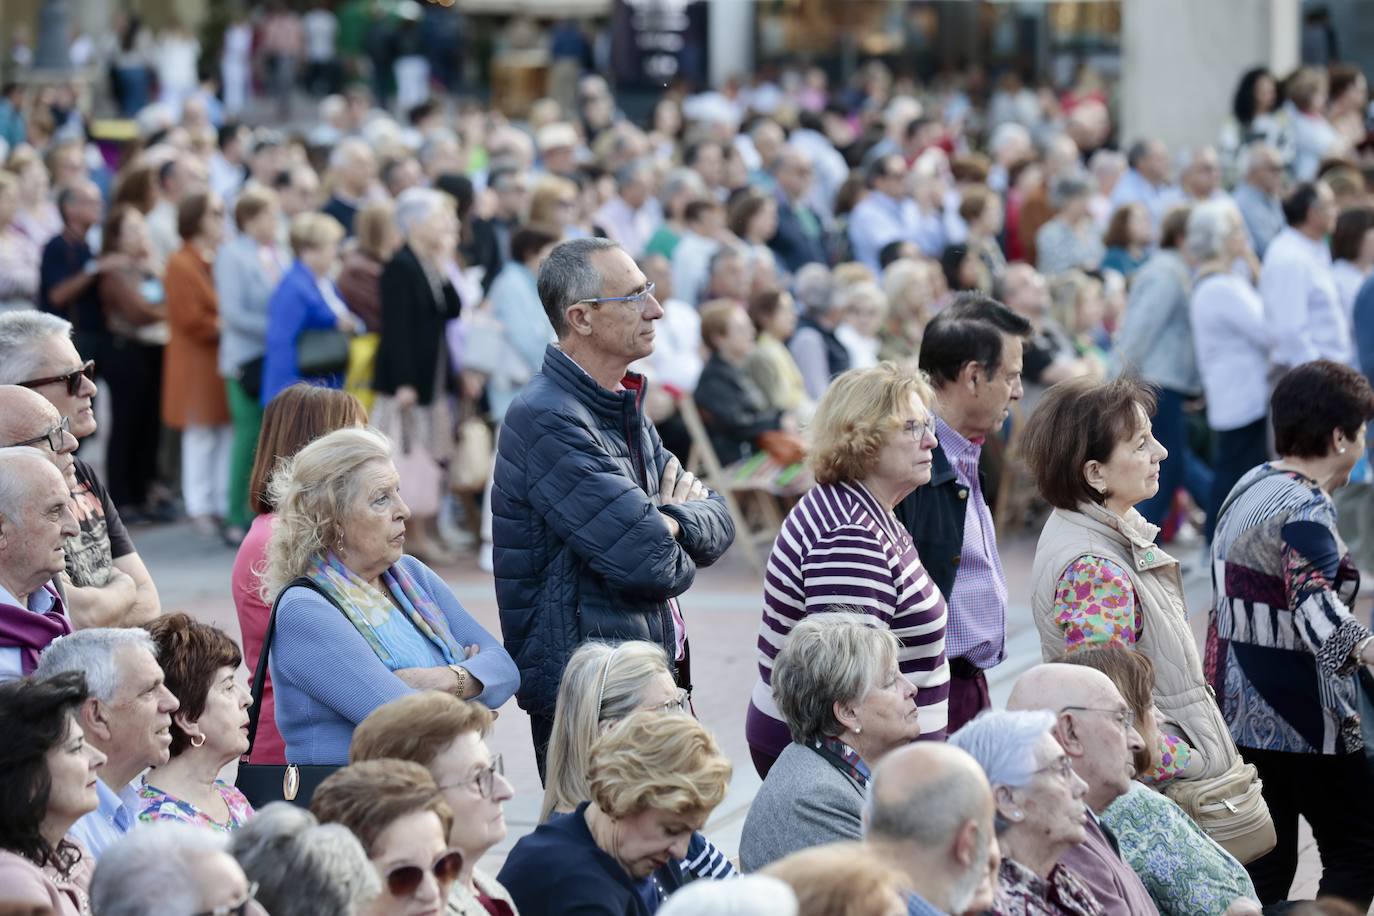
[394,187,448,238]
[1049,172,1093,210]
[947,709,1057,832]
[615,158,655,189]
[793,263,835,318]
[34,627,157,702]
[537,237,621,338]
[1185,199,1242,263]
[230,803,381,916]
[1237,141,1280,179]
[771,612,900,745]
[0,311,73,385]
[865,746,992,849]
[658,875,799,916]
[659,166,707,210]
[988,122,1030,158]
[328,137,373,171]
[1088,149,1126,178]
[90,822,232,916]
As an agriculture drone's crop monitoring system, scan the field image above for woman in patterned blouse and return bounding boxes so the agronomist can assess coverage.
[949,709,1104,916]
[137,613,254,831]
[1022,378,1240,790]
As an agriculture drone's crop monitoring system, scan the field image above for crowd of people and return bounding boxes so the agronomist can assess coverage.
[3,24,1374,916]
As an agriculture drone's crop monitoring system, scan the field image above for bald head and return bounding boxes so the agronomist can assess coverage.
[0,386,76,490]
[1007,662,1117,713]
[0,448,76,602]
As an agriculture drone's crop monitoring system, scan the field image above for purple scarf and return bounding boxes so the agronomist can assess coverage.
[0,586,72,675]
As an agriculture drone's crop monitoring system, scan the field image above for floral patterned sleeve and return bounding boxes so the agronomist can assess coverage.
[1053,555,1193,783]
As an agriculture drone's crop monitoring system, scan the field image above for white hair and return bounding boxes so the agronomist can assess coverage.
[658,875,799,916]
[394,187,449,238]
[231,803,381,916]
[34,627,157,702]
[0,311,74,385]
[0,448,56,524]
[1185,199,1242,263]
[1237,141,1280,179]
[90,823,232,916]
[1089,149,1127,178]
[328,137,373,172]
[947,709,1057,794]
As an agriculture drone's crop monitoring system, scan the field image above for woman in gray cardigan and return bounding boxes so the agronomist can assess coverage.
[216,186,289,542]
[739,612,920,872]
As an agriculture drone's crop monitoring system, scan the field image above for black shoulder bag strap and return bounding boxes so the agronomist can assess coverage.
[243,576,341,757]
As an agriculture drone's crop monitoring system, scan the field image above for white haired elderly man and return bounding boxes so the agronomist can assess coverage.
[0,311,161,628]
[865,742,1001,916]
[1007,664,1158,916]
[322,137,378,236]
[0,448,78,679]
[91,822,263,915]
[34,627,179,859]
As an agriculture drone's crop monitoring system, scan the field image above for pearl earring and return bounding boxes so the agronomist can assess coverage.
[1340,446,1348,454]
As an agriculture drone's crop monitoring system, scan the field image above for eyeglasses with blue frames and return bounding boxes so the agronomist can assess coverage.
[14,416,71,452]
[575,281,658,311]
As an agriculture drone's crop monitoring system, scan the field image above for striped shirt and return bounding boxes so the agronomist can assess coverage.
[747,481,949,760]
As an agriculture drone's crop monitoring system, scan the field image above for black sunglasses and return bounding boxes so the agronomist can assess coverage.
[18,360,95,396]
[386,849,464,897]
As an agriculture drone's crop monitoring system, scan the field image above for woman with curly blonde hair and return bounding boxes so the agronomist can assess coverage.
[498,711,732,916]
[261,425,518,766]
[745,362,949,777]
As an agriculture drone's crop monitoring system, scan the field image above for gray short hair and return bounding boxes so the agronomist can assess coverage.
[947,709,1056,831]
[1049,172,1092,211]
[658,875,798,916]
[328,137,373,172]
[0,311,73,385]
[34,627,157,702]
[537,237,621,338]
[793,263,835,318]
[231,803,381,916]
[659,167,706,210]
[394,187,448,238]
[1237,141,1280,180]
[1185,199,1242,263]
[90,823,231,916]
[771,612,899,745]
[865,748,991,848]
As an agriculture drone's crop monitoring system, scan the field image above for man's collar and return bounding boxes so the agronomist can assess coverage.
[0,580,56,612]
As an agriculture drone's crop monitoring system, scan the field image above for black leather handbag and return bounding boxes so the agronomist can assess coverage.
[236,577,341,809]
[295,328,350,378]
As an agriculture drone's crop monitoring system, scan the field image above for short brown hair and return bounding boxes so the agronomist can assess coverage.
[1102,203,1142,249]
[958,185,996,225]
[112,164,157,213]
[234,186,278,232]
[1271,360,1374,459]
[143,613,242,756]
[310,759,453,857]
[1332,206,1374,263]
[248,384,367,515]
[763,842,911,916]
[1158,204,1192,250]
[698,299,743,350]
[350,692,493,768]
[746,288,790,333]
[101,204,143,256]
[353,201,397,262]
[1020,377,1159,510]
[176,191,214,243]
[726,188,771,238]
[809,362,934,486]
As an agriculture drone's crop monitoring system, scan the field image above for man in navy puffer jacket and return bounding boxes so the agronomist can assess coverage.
[493,238,736,776]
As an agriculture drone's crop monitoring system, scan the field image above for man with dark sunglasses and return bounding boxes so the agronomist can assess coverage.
[0,311,160,629]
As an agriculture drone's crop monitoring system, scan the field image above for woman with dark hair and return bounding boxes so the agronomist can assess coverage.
[1101,203,1151,278]
[231,384,368,765]
[1022,377,1243,791]
[137,613,253,831]
[1327,64,1369,153]
[1330,206,1374,320]
[1207,360,1374,910]
[939,243,982,294]
[1232,68,1281,141]
[0,672,106,915]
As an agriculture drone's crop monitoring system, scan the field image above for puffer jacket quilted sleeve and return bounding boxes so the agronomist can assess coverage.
[493,345,736,718]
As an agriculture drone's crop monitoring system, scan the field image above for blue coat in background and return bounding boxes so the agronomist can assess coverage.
[261,260,345,405]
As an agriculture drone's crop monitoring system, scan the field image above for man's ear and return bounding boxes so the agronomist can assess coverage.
[952,817,981,868]
[563,303,594,338]
[81,696,113,744]
[957,359,982,393]
[1052,712,1084,757]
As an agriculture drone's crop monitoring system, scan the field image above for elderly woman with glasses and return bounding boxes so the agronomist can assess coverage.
[352,692,519,916]
[741,612,920,872]
[746,362,948,776]
[312,760,462,916]
[949,710,1103,916]
[541,640,734,882]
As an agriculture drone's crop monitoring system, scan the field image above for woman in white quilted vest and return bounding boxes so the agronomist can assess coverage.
[1019,376,1240,791]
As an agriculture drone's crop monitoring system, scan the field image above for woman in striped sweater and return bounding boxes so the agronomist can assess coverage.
[746,362,950,777]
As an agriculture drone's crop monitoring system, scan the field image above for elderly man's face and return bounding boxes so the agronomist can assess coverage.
[24,334,98,440]
[0,458,76,594]
[1058,682,1145,813]
[571,248,664,364]
[0,390,78,489]
[1184,149,1221,199]
[101,644,179,772]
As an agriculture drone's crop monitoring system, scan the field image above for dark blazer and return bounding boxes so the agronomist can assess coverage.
[768,191,829,272]
[693,354,782,465]
[894,442,970,607]
[492,346,735,720]
[497,802,684,916]
[373,244,462,405]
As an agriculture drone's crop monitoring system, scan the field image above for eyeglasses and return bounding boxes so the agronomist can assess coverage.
[644,688,691,715]
[576,281,658,312]
[1059,705,1134,732]
[1033,755,1076,781]
[18,360,95,396]
[440,754,504,799]
[194,882,261,916]
[384,849,464,897]
[903,416,939,442]
[13,416,71,452]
